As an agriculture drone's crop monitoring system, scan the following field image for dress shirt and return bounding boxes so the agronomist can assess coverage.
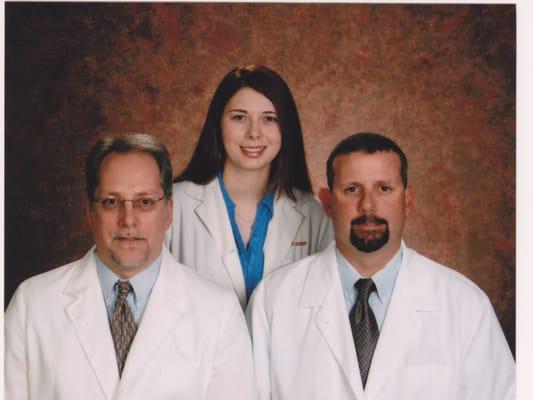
[336,246,402,330]
[218,174,274,300]
[95,251,161,327]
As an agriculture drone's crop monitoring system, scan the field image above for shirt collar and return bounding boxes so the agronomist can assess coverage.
[336,246,403,304]
[95,250,162,308]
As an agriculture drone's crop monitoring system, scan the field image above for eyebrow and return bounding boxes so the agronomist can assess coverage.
[98,190,161,198]
[338,180,396,187]
[227,109,277,114]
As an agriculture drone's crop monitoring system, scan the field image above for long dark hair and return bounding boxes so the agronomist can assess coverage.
[174,65,312,201]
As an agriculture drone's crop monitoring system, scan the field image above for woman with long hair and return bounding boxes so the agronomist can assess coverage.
[168,65,333,306]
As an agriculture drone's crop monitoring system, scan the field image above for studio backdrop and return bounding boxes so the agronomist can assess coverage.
[5,3,515,353]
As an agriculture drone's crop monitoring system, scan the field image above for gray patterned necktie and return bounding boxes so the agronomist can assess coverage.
[350,278,379,389]
[112,280,137,376]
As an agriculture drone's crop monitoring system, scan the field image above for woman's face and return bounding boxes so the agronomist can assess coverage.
[220,87,282,175]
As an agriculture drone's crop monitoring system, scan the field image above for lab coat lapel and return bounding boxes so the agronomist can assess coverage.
[263,195,304,275]
[301,244,364,400]
[364,245,434,398]
[64,249,119,400]
[116,248,186,395]
[186,180,246,304]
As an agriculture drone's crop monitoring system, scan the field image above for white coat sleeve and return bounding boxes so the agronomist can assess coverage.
[205,293,256,400]
[459,289,515,399]
[5,283,30,400]
[245,281,271,400]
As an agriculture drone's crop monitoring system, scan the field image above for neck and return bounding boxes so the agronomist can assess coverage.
[222,165,270,202]
[337,241,401,277]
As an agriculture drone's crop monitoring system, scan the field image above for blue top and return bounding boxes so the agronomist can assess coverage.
[336,246,402,330]
[95,251,161,327]
[217,175,275,300]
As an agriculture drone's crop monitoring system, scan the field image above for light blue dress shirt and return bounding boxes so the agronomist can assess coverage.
[95,251,161,327]
[336,247,402,330]
[218,175,275,300]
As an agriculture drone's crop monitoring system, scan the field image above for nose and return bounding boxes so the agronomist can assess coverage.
[117,201,136,227]
[246,118,262,139]
[358,189,376,213]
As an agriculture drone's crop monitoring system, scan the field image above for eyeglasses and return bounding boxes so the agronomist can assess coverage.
[93,196,166,212]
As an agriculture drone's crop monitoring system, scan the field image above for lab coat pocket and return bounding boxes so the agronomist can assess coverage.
[157,331,205,399]
[392,365,451,400]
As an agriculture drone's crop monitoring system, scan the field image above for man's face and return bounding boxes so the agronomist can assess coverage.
[325,151,413,258]
[87,151,172,278]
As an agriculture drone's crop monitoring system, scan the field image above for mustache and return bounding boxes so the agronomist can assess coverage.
[351,215,388,226]
[112,230,145,240]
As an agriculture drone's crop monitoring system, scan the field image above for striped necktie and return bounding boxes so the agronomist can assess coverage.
[112,280,137,376]
[350,278,379,388]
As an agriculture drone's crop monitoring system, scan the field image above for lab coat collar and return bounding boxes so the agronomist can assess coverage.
[185,179,309,306]
[299,241,441,399]
[185,179,247,305]
[63,246,188,399]
[63,248,120,399]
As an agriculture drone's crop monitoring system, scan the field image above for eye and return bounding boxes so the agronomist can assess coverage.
[230,113,246,122]
[135,197,156,210]
[263,114,278,123]
[101,198,118,208]
[379,185,392,193]
[344,186,359,194]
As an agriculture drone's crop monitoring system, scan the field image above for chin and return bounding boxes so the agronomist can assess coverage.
[111,251,150,271]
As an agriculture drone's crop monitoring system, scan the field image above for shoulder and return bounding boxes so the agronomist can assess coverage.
[404,247,491,306]
[7,256,87,306]
[161,249,237,305]
[256,243,334,298]
[278,189,326,216]
[172,179,218,202]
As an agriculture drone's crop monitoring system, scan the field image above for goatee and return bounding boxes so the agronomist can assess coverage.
[350,214,389,253]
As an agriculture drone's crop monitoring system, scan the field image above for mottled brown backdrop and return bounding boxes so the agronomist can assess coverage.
[5,3,515,353]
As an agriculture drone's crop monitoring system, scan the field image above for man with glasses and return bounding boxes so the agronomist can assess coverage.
[5,133,254,400]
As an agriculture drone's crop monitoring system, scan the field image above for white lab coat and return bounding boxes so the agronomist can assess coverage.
[246,242,515,400]
[167,180,333,306]
[5,247,255,400]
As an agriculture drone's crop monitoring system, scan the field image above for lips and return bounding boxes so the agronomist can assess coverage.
[240,146,266,158]
[113,232,145,243]
[355,222,384,230]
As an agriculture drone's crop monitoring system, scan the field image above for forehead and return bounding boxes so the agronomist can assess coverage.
[225,87,275,111]
[97,151,161,193]
[332,151,402,185]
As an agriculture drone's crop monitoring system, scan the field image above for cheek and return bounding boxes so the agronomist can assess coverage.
[268,128,282,147]
[221,121,241,144]
[91,214,115,236]
[330,202,353,226]
[332,197,354,215]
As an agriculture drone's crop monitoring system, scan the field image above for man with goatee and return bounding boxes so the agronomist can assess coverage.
[246,132,515,400]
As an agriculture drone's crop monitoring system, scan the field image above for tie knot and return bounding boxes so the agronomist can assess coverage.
[355,278,376,301]
[116,280,132,300]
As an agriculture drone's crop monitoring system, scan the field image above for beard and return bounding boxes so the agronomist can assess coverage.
[350,214,390,253]
[108,230,150,270]
[109,247,150,270]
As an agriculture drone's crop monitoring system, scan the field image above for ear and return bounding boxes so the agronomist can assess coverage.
[163,198,173,229]
[318,187,333,218]
[404,185,414,217]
